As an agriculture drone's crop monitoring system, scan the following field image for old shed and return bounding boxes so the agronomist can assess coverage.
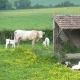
[53,15,80,53]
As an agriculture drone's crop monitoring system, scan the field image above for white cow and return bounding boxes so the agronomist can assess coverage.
[6,39,15,48]
[42,37,50,47]
[71,61,80,70]
[14,30,45,47]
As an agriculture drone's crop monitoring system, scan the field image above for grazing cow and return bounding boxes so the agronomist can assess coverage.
[14,30,45,47]
[42,37,50,47]
[6,39,15,48]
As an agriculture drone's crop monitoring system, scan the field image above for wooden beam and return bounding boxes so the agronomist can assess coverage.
[65,53,80,59]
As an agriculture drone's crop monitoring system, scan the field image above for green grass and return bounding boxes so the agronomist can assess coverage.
[0,46,80,80]
[0,7,80,30]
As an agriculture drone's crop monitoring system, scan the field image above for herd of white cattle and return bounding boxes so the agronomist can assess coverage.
[6,29,50,48]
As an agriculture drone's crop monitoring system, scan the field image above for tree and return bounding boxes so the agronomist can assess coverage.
[49,4,53,7]
[6,2,12,9]
[64,0,71,6]
[14,0,31,9]
[0,0,8,10]
[14,0,19,9]
[65,0,74,6]
[54,0,74,7]
[0,0,12,10]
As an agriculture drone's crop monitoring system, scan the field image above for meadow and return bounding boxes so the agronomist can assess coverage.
[1,46,80,80]
[0,7,80,30]
[0,7,80,80]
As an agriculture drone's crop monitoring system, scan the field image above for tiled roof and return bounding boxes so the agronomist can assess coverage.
[53,15,80,29]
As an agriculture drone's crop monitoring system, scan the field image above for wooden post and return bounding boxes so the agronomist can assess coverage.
[53,18,55,52]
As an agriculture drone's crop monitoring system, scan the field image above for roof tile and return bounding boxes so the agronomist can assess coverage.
[53,15,80,29]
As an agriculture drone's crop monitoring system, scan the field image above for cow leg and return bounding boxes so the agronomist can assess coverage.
[14,44,15,48]
[14,37,20,47]
[12,44,15,48]
[11,44,15,48]
[32,40,35,47]
[12,44,13,48]
[17,42,19,46]
[16,38,20,46]
[47,42,49,46]
[6,43,8,48]
[15,41,19,47]
[13,44,15,48]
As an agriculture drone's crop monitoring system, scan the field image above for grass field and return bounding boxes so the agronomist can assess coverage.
[0,7,80,80]
[0,46,80,80]
[0,7,80,30]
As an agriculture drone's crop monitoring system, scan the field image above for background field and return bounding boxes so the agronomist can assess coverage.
[0,7,80,80]
[0,7,80,30]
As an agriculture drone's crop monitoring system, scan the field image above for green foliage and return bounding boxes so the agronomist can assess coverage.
[43,29,53,42]
[55,0,75,7]
[14,0,31,9]
[0,47,80,80]
[60,43,79,54]
[0,29,14,44]
[0,0,12,10]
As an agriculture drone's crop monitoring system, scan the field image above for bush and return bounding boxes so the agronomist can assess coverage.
[60,43,80,56]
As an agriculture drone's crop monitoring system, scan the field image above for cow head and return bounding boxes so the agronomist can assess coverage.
[38,31,45,38]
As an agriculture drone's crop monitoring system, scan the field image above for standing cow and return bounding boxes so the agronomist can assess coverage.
[14,29,45,47]
[6,39,15,48]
